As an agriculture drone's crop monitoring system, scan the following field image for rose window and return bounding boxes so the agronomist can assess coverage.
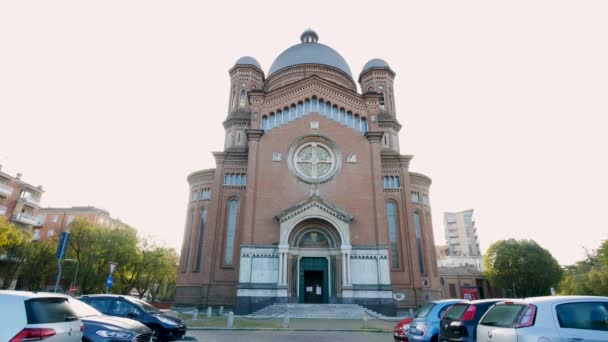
[289,139,340,183]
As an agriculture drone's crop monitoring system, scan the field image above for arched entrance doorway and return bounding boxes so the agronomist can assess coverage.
[288,220,341,304]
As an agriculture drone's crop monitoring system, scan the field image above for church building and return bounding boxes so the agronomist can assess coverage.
[176,30,440,315]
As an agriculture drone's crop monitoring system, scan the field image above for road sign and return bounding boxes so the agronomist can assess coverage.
[55,231,71,259]
[109,262,117,275]
[69,286,77,294]
[106,276,113,288]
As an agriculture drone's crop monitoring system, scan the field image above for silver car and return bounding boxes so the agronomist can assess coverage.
[0,290,83,342]
[477,295,608,342]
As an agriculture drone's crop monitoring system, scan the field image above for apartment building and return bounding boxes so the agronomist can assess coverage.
[36,206,126,240]
[444,209,481,257]
[0,165,44,233]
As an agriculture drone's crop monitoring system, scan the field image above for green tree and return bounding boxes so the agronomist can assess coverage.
[17,239,58,291]
[560,239,608,296]
[0,217,30,289]
[484,239,562,297]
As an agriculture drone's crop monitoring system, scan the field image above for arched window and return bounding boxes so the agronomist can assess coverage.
[395,176,401,187]
[262,115,268,130]
[332,105,338,121]
[239,89,247,108]
[312,96,318,112]
[224,174,229,184]
[354,114,360,131]
[284,107,290,122]
[414,212,425,275]
[224,199,239,266]
[297,102,304,117]
[291,104,297,120]
[378,85,385,110]
[347,111,353,128]
[387,202,400,269]
[181,209,195,272]
[230,173,236,185]
[194,208,207,272]
[361,117,368,133]
[236,174,242,185]
[269,113,275,129]
[276,110,283,126]
[304,99,311,114]
[318,99,325,115]
[340,108,346,125]
[242,174,247,184]
[325,101,331,116]
[383,176,389,188]
[231,86,236,109]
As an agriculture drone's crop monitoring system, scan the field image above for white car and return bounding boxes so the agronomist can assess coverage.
[0,290,83,342]
[477,295,608,342]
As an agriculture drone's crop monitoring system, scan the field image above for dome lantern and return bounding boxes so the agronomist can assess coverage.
[300,29,319,43]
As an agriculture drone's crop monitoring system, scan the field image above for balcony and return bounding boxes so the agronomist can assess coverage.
[0,182,12,197]
[0,204,7,216]
[20,196,41,208]
[12,212,40,226]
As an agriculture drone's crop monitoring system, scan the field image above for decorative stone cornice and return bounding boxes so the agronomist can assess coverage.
[381,152,413,169]
[213,151,249,165]
[246,129,264,141]
[409,172,433,187]
[187,169,216,185]
[223,111,251,128]
[365,131,384,143]
[275,195,354,224]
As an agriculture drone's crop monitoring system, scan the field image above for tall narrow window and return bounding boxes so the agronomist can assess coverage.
[319,99,325,115]
[347,111,353,128]
[325,102,332,116]
[194,208,207,272]
[361,117,368,133]
[284,107,290,122]
[224,199,239,266]
[291,104,297,120]
[276,110,283,126]
[414,212,425,275]
[332,106,338,120]
[304,99,311,114]
[239,89,247,108]
[181,209,195,272]
[354,114,360,131]
[297,102,304,117]
[269,113,275,129]
[340,108,346,124]
[387,202,400,268]
[312,96,318,112]
[262,116,268,130]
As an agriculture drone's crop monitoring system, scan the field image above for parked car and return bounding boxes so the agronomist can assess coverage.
[64,295,152,342]
[439,298,506,342]
[0,290,83,342]
[79,294,186,341]
[477,296,608,342]
[394,316,414,341]
[408,299,468,342]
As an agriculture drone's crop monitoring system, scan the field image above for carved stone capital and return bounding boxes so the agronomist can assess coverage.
[246,129,264,141]
[365,131,384,143]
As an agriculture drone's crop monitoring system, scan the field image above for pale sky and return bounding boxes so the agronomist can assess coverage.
[1,1,607,266]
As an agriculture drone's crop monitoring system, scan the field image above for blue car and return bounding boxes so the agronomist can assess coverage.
[408,299,467,342]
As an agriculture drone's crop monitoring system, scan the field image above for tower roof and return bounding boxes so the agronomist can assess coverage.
[361,58,390,73]
[234,56,262,71]
[268,30,353,78]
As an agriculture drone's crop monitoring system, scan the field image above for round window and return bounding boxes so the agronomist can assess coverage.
[288,136,341,184]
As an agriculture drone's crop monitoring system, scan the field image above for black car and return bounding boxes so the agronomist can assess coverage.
[66,297,152,342]
[79,295,186,342]
[439,299,506,342]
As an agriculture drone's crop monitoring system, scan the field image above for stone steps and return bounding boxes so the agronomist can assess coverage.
[248,303,388,319]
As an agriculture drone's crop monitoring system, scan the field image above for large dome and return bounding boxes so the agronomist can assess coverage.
[268,30,353,78]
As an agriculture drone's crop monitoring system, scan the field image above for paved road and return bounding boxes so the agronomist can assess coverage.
[184,330,393,342]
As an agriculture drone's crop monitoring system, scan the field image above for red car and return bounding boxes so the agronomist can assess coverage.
[394,316,414,341]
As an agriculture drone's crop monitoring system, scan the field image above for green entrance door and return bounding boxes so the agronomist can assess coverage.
[299,257,329,304]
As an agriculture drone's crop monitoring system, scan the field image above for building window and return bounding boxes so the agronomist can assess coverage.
[386,202,400,269]
[383,176,401,189]
[311,96,318,112]
[347,111,353,128]
[191,190,199,201]
[361,117,368,133]
[47,229,55,237]
[414,212,425,275]
[200,189,211,200]
[262,115,268,130]
[318,99,325,115]
[224,199,239,266]
[411,191,421,203]
[181,209,195,272]
[378,85,385,109]
[194,208,207,272]
[66,215,74,226]
[339,108,346,125]
[449,283,457,298]
[422,193,429,205]
[223,173,246,186]
[289,140,339,184]
[239,89,247,108]
[52,215,59,223]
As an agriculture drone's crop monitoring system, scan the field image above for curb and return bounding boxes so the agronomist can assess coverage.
[187,327,392,333]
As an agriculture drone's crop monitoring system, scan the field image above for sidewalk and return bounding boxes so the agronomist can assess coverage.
[182,317,395,332]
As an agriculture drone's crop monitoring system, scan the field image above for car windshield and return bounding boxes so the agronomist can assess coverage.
[129,297,160,314]
[415,302,436,318]
[443,303,469,320]
[480,303,526,328]
[69,297,102,318]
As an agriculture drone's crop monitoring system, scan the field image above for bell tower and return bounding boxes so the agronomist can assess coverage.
[225,57,264,151]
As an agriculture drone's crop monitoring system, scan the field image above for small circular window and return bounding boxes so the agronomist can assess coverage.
[288,136,341,184]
